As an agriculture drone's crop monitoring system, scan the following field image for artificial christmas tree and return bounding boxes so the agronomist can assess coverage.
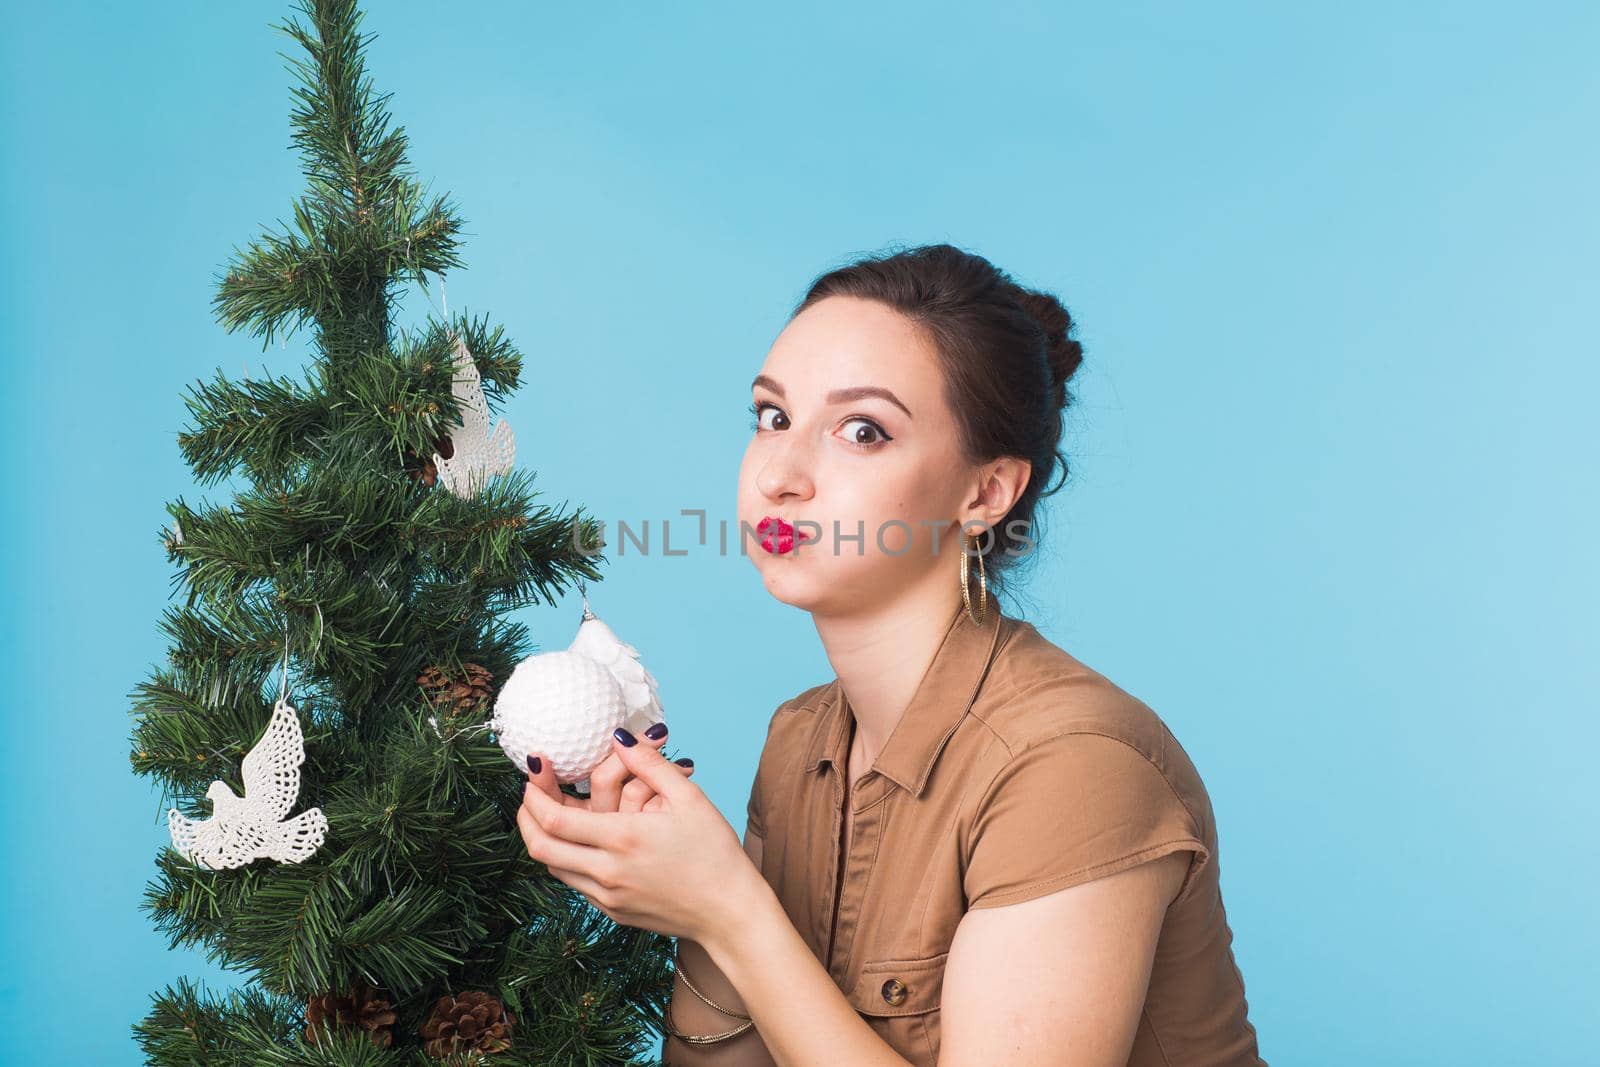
[128,1,675,1062]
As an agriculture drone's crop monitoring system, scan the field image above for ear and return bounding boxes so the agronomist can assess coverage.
[968,456,1031,525]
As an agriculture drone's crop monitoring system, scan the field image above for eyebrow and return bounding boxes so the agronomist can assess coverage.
[751,374,913,420]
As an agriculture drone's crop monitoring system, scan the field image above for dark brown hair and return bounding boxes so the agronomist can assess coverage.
[791,242,1084,592]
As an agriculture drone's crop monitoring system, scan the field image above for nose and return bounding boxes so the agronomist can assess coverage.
[754,432,815,504]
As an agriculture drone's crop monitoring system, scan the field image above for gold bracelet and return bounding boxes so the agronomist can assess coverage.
[672,940,752,1021]
[663,993,755,1045]
[662,940,756,1045]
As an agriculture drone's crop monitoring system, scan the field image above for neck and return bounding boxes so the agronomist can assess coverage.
[810,579,965,770]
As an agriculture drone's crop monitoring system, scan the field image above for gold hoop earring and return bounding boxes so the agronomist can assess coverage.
[960,530,988,626]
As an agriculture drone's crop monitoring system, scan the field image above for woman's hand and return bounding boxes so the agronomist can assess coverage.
[516,728,759,945]
[524,720,694,814]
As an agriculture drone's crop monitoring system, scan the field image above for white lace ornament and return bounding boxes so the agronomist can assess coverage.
[433,333,516,499]
[167,695,328,869]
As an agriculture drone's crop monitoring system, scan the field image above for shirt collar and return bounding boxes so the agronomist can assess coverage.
[803,600,1009,798]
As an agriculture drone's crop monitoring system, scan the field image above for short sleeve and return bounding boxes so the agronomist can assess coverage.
[744,763,766,840]
[744,696,795,841]
[963,732,1210,910]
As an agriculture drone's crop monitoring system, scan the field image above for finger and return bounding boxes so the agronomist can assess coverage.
[534,835,622,920]
[608,727,693,801]
[546,861,613,914]
[588,721,670,813]
[618,776,655,814]
[517,795,611,874]
[521,770,621,849]
[525,753,587,811]
[619,757,693,814]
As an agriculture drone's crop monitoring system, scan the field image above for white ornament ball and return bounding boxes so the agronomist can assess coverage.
[490,649,628,784]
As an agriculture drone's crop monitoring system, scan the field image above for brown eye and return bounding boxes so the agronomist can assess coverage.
[749,401,788,432]
[840,417,891,449]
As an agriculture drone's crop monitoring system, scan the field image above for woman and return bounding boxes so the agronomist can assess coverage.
[516,243,1265,1066]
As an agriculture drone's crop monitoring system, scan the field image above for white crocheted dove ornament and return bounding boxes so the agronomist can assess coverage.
[489,598,664,793]
[433,334,516,499]
[167,696,328,869]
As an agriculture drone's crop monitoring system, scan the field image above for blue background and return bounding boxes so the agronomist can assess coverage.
[4,2,1596,1064]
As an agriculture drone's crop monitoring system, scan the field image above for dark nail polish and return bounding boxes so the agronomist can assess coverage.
[645,721,668,740]
[614,727,637,747]
[526,754,541,775]
[674,757,694,768]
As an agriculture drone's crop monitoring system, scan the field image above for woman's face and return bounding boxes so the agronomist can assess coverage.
[737,295,990,614]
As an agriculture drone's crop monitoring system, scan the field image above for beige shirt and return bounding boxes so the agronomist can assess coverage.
[738,602,1265,1065]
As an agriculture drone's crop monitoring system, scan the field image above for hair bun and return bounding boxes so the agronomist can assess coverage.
[1012,286,1084,407]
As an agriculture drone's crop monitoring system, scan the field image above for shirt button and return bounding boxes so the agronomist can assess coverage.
[880,977,909,1006]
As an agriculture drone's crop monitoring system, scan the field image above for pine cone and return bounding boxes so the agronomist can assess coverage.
[419,990,515,1059]
[418,662,495,716]
[304,981,398,1049]
[403,433,454,487]
[404,448,439,487]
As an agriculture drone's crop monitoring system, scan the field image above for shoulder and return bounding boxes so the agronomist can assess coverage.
[771,678,836,721]
[750,678,835,775]
[755,679,835,747]
[744,679,836,836]
[958,619,1219,908]
[967,618,1214,846]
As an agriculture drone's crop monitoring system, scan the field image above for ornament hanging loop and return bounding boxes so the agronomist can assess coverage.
[401,235,457,344]
[279,617,291,704]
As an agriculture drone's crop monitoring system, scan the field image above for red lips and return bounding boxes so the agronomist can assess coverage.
[757,515,814,554]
